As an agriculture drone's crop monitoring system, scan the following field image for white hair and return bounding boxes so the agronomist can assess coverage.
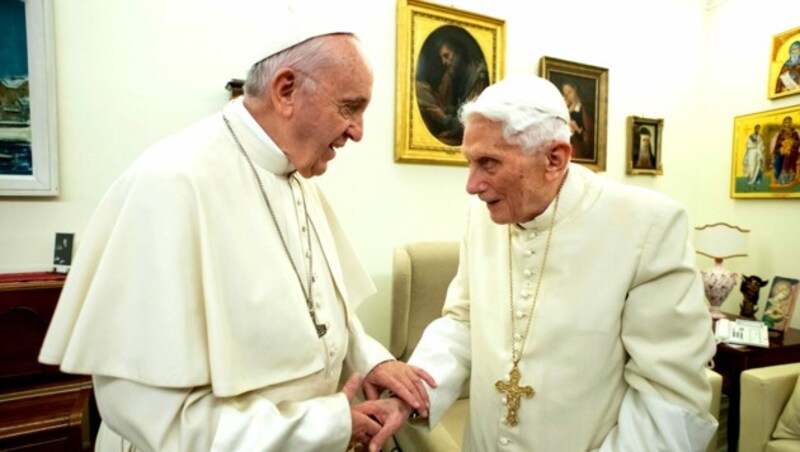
[243,33,356,98]
[459,99,571,155]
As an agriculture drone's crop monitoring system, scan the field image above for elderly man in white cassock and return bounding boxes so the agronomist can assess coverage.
[38,7,434,452]
[389,76,718,451]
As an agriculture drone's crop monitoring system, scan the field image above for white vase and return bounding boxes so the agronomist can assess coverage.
[701,261,738,319]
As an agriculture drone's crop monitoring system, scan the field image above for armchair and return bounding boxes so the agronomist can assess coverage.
[739,362,800,452]
[388,241,722,452]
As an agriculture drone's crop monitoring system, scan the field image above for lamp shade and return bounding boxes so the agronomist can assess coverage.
[694,223,749,260]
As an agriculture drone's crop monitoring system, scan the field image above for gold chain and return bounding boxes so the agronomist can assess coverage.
[508,170,568,365]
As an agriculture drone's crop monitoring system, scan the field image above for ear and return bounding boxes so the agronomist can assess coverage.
[545,141,571,173]
[269,68,300,117]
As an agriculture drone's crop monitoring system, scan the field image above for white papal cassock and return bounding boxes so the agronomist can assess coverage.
[39,98,393,451]
[410,164,718,451]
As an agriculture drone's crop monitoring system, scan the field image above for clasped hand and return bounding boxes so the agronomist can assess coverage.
[343,361,436,452]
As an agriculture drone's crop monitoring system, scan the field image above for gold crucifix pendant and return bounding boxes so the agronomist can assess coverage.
[495,363,535,426]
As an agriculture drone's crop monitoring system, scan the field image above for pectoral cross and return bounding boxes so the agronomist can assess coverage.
[495,364,534,426]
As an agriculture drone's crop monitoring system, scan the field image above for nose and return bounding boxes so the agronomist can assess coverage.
[346,114,364,142]
[465,166,483,195]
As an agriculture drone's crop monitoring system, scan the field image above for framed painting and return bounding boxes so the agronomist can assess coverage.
[762,276,799,335]
[540,56,608,172]
[730,105,800,198]
[768,25,800,100]
[626,116,663,175]
[394,0,505,166]
[0,0,58,196]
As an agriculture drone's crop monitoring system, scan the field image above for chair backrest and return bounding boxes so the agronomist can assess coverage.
[390,241,460,361]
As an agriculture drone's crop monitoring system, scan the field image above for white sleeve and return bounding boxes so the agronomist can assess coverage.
[93,375,351,452]
[344,313,396,376]
[407,316,471,427]
[599,390,717,452]
[600,202,717,451]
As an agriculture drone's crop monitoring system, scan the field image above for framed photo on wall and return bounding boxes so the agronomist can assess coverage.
[394,0,505,166]
[540,56,608,172]
[768,25,800,100]
[626,116,663,175]
[730,105,800,198]
[0,0,59,196]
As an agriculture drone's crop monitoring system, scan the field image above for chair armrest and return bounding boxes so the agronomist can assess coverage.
[739,362,800,452]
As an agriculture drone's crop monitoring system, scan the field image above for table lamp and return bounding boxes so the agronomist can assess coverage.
[694,223,750,319]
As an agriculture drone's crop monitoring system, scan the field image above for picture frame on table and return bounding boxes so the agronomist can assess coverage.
[626,116,664,175]
[768,25,800,100]
[0,0,59,196]
[762,276,799,335]
[540,56,608,172]
[394,0,505,166]
[730,104,800,198]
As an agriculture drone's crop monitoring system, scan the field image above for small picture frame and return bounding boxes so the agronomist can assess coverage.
[53,232,74,274]
[626,116,664,175]
[762,276,799,335]
[540,56,608,172]
[394,0,505,166]
[768,25,800,100]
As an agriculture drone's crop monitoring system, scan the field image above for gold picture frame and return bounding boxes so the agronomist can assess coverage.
[540,56,608,172]
[626,116,664,175]
[768,25,800,100]
[730,104,800,198]
[394,0,505,166]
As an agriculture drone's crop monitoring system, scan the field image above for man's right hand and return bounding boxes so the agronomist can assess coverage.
[343,374,381,450]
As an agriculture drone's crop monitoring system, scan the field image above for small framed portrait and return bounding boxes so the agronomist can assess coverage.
[540,56,608,172]
[730,104,800,198]
[626,116,664,175]
[394,0,505,166]
[768,25,800,100]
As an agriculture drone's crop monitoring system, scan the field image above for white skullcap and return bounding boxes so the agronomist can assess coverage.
[243,2,359,68]
[469,75,569,124]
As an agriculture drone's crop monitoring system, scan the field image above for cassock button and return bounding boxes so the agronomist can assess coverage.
[523,269,532,277]
[515,310,525,318]
[500,437,510,446]
[501,396,507,405]
[521,291,530,298]
[524,249,534,256]
[301,226,307,232]
[328,349,336,358]
[528,232,536,240]
[500,417,508,425]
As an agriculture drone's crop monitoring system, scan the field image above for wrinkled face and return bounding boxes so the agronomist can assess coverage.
[782,117,793,130]
[462,117,548,224]
[288,37,372,177]
[790,44,800,62]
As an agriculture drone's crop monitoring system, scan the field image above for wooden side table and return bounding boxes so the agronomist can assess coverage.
[713,327,800,452]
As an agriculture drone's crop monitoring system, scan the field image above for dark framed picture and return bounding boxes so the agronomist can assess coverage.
[768,25,800,100]
[53,232,74,273]
[0,0,59,196]
[626,116,663,175]
[394,0,505,166]
[730,105,800,198]
[540,56,608,172]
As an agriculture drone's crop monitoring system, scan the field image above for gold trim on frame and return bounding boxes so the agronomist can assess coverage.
[626,116,664,176]
[394,0,505,166]
[540,56,608,173]
[730,104,800,198]
[768,25,800,100]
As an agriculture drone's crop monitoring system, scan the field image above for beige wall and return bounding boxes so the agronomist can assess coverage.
[0,0,797,345]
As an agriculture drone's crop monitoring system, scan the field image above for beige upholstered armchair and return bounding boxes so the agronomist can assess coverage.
[739,362,800,452]
[388,241,722,452]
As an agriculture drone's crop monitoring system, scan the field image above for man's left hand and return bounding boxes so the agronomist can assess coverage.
[363,361,436,417]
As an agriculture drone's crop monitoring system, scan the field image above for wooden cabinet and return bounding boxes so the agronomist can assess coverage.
[0,273,97,451]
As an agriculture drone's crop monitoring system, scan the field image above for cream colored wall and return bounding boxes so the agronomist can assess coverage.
[702,0,800,328]
[0,0,796,346]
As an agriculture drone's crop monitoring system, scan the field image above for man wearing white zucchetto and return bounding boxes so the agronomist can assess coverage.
[394,75,718,451]
[38,4,434,452]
